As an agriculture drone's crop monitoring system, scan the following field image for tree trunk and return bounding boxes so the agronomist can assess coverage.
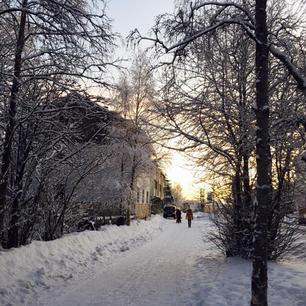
[7,198,20,248]
[251,1,272,306]
[0,0,28,248]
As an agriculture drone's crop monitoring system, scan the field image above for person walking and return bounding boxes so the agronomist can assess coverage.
[186,207,193,228]
[176,208,182,223]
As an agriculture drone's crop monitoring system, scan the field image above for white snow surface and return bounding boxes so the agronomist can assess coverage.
[0,213,305,306]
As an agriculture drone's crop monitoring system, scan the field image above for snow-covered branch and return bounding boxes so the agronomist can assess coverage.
[269,45,306,93]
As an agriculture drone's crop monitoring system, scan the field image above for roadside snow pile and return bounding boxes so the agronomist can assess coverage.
[0,215,164,306]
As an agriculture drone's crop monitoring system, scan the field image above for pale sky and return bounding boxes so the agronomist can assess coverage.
[107,0,176,63]
[106,0,204,200]
[107,0,175,37]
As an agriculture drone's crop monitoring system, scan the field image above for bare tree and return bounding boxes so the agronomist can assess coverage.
[0,0,115,247]
[130,1,305,305]
[147,21,257,258]
[111,51,158,222]
[171,182,184,206]
[1,89,114,246]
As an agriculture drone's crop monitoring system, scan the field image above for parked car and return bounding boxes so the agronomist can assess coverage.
[163,205,176,219]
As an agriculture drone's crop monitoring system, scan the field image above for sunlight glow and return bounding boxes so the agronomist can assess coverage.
[165,152,202,200]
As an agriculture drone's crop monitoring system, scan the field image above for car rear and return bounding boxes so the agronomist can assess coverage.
[163,205,176,218]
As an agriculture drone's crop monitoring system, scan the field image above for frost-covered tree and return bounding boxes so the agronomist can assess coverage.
[113,51,156,128]
[148,22,256,258]
[33,92,112,241]
[111,51,157,222]
[130,0,305,305]
[95,115,154,219]
[171,182,184,206]
[1,91,113,245]
[0,0,115,248]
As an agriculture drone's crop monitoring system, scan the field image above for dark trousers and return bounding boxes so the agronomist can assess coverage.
[188,219,192,228]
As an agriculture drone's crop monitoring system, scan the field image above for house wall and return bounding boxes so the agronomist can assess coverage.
[135,204,150,219]
[151,167,166,200]
[135,174,151,218]
[134,166,167,219]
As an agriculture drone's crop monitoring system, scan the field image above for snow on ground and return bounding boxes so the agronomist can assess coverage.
[0,213,305,306]
[0,216,163,306]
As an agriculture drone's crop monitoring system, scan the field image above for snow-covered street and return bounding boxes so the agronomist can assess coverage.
[1,214,305,306]
[43,214,211,306]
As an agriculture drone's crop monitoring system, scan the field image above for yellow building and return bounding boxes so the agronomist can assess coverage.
[151,167,165,200]
[134,165,167,219]
[134,172,152,219]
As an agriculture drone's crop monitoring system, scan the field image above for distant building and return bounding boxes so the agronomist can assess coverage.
[149,166,167,214]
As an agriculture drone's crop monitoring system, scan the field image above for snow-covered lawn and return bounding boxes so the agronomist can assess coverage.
[0,213,305,306]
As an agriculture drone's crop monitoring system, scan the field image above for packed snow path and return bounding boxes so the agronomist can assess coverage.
[47,216,208,306]
[37,215,305,306]
[1,214,305,306]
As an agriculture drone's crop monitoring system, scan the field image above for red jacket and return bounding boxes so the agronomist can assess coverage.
[186,209,193,220]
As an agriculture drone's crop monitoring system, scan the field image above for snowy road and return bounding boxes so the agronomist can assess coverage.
[1,214,305,306]
[41,216,209,306]
[36,215,305,306]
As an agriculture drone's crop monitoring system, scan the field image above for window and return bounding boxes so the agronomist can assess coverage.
[136,188,140,203]
[142,189,145,203]
[146,191,149,204]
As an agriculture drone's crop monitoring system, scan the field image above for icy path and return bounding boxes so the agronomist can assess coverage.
[36,215,305,306]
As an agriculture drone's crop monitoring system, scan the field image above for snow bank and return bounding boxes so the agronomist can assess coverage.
[0,215,164,306]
